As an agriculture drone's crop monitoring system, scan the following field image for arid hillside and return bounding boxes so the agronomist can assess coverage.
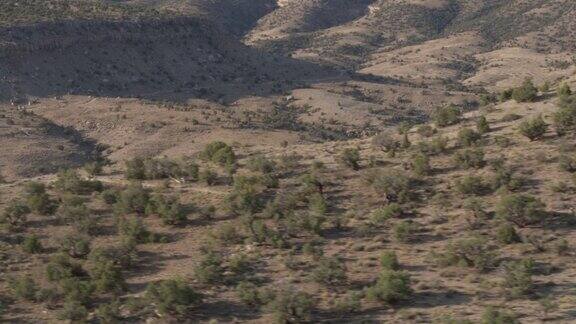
[1,1,576,323]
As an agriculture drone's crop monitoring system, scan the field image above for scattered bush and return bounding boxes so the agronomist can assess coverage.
[519,115,547,141]
[146,193,187,226]
[22,234,43,254]
[503,260,534,298]
[58,300,88,321]
[512,78,538,103]
[1,201,30,230]
[417,125,436,137]
[476,116,490,134]
[433,237,497,272]
[454,148,485,169]
[202,141,236,167]
[496,223,521,245]
[371,203,402,225]
[393,221,417,243]
[458,128,482,147]
[380,251,400,270]
[481,307,519,324]
[496,194,546,227]
[557,83,572,97]
[312,257,347,285]
[366,270,412,304]
[89,260,127,294]
[54,169,102,194]
[194,251,224,285]
[433,105,462,127]
[266,288,315,324]
[411,153,431,176]
[367,169,413,203]
[554,94,576,135]
[8,276,38,301]
[24,182,56,215]
[145,279,202,315]
[247,154,276,174]
[338,148,361,170]
[59,234,91,258]
[455,175,487,196]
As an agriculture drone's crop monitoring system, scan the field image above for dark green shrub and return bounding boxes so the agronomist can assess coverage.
[503,260,534,298]
[380,251,400,270]
[22,234,43,254]
[371,203,402,225]
[366,270,412,304]
[145,279,202,316]
[236,281,264,307]
[458,128,481,147]
[455,175,487,196]
[58,300,88,321]
[496,223,521,245]
[433,237,497,272]
[59,234,91,258]
[194,251,224,285]
[1,201,30,230]
[554,95,576,135]
[59,277,94,304]
[117,216,159,244]
[557,83,572,97]
[559,154,576,172]
[266,288,315,324]
[199,168,218,185]
[24,182,56,215]
[496,194,546,227]
[417,125,436,137]
[311,257,347,285]
[367,169,413,203]
[54,169,102,194]
[393,221,417,243]
[499,88,513,102]
[333,292,362,314]
[114,183,149,215]
[519,115,547,141]
[89,260,126,294]
[512,78,538,103]
[202,141,236,166]
[247,154,276,174]
[8,276,38,301]
[101,189,119,205]
[433,105,462,127]
[146,193,187,226]
[476,116,490,134]
[46,254,85,282]
[454,148,485,169]
[95,300,122,323]
[125,157,145,180]
[411,153,431,176]
[338,148,361,170]
[481,307,519,324]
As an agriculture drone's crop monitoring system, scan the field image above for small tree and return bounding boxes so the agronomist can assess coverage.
[496,194,546,227]
[433,104,462,127]
[411,153,431,176]
[338,148,361,170]
[366,270,412,304]
[496,223,521,245]
[433,237,497,272]
[476,116,490,134]
[22,234,43,254]
[503,260,534,298]
[380,251,400,270]
[481,307,519,324]
[458,128,481,147]
[557,83,572,97]
[145,279,202,316]
[519,115,547,141]
[1,201,30,230]
[267,288,315,324]
[312,257,347,285]
[454,148,485,169]
[554,96,576,135]
[512,78,538,103]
